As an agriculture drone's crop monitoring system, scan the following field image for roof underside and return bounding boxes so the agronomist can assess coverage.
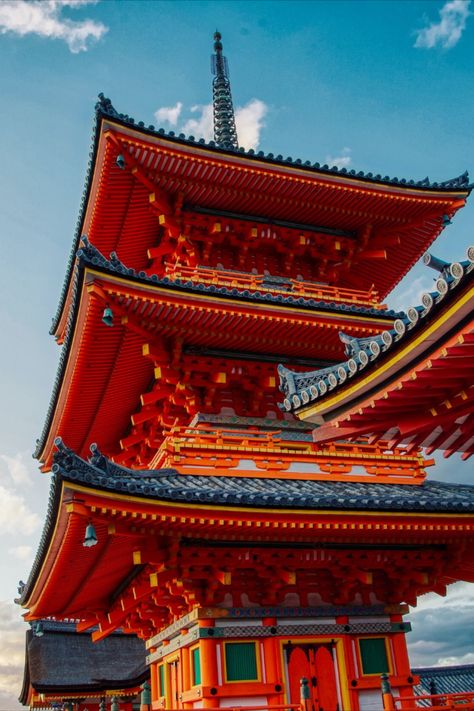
[283,251,474,458]
[36,244,400,468]
[52,97,471,338]
[20,441,474,619]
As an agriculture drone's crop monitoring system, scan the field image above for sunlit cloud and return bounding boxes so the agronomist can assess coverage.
[414,0,471,49]
[181,103,214,142]
[154,101,183,127]
[325,147,352,170]
[0,0,108,53]
[0,600,27,704]
[388,274,435,312]
[158,99,269,151]
[0,484,40,536]
[0,452,33,487]
[235,99,268,150]
[8,546,33,562]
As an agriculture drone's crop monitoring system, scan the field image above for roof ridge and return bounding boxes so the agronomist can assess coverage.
[95,94,473,192]
[279,247,474,412]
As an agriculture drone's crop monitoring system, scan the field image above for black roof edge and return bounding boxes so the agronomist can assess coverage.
[50,93,472,340]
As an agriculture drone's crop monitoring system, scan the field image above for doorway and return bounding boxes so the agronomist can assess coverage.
[284,642,340,711]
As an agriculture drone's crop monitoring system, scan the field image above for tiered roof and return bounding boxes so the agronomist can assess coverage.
[19,439,474,625]
[279,247,474,457]
[51,93,472,340]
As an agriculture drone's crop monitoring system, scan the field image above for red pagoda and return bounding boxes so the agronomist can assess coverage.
[19,32,474,711]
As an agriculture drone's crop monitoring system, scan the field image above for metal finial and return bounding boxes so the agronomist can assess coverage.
[211,31,239,150]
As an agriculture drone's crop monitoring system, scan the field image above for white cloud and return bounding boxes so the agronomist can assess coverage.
[0,453,33,487]
[8,546,33,562]
[182,104,214,142]
[0,484,40,536]
[0,0,108,53]
[235,99,268,150]
[325,147,352,170]
[179,98,268,150]
[0,600,27,704]
[388,273,434,312]
[154,101,183,127]
[415,0,471,49]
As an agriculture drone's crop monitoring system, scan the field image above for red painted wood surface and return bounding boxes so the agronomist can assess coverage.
[286,645,338,711]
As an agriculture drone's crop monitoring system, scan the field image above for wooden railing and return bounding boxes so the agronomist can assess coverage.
[160,425,425,462]
[163,262,384,308]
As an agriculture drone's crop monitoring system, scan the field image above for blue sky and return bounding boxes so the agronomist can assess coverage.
[0,0,473,706]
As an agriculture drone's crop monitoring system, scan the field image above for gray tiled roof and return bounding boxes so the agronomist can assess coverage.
[279,248,474,411]
[51,440,474,514]
[413,664,474,698]
[20,439,474,609]
[19,623,147,702]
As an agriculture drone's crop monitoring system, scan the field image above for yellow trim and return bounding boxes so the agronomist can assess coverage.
[86,268,395,327]
[223,639,261,683]
[164,652,180,709]
[299,284,474,418]
[356,635,393,677]
[64,481,474,520]
[22,481,69,607]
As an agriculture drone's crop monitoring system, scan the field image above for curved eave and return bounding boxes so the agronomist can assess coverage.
[51,99,472,338]
[21,437,474,609]
[296,270,474,424]
[35,256,399,469]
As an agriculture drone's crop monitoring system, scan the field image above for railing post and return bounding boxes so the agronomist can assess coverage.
[300,676,310,711]
[141,680,152,711]
[381,673,396,710]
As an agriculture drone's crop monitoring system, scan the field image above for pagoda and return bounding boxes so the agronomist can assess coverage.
[19,33,474,711]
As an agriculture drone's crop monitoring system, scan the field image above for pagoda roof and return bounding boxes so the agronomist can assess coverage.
[19,621,146,704]
[413,664,474,698]
[35,240,400,468]
[279,247,474,457]
[48,441,474,513]
[19,440,474,610]
[19,439,474,633]
[51,94,472,338]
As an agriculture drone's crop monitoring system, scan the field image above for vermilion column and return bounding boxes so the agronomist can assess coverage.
[199,620,219,709]
[262,618,282,706]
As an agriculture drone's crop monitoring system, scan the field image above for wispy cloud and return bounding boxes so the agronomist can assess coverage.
[0,600,27,705]
[156,99,269,151]
[0,484,40,536]
[0,0,108,53]
[154,101,183,127]
[8,546,33,562]
[181,103,214,142]
[235,99,268,150]
[0,453,33,487]
[388,273,435,312]
[325,147,352,170]
[414,0,471,49]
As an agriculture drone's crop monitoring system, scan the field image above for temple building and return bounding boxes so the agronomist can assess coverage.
[19,32,474,711]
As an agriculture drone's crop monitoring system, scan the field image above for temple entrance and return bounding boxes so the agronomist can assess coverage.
[284,642,340,711]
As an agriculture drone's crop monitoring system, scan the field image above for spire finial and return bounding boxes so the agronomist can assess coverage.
[211,31,239,150]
